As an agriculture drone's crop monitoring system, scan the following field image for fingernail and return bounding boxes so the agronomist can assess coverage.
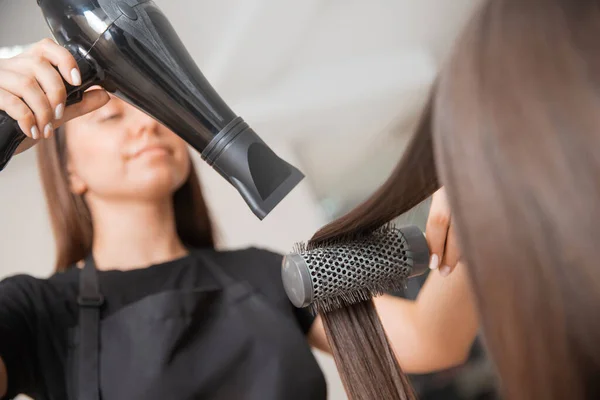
[440,265,451,277]
[429,254,439,270]
[55,103,64,120]
[71,68,81,86]
[44,123,54,139]
[31,126,40,140]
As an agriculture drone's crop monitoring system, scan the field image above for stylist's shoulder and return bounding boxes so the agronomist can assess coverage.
[0,38,109,155]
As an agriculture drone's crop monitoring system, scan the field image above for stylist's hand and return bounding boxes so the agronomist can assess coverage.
[0,38,109,155]
[425,187,461,277]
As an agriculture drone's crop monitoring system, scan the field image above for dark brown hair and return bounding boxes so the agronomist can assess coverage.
[310,0,600,399]
[310,96,438,400]
[37,126,215,272]
[434,0,600,398]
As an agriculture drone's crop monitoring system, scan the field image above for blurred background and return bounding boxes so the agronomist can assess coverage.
[0,0,497,399]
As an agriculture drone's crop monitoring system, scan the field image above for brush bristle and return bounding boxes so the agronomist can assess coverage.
[308,280,408,314]
[293,223,415,314]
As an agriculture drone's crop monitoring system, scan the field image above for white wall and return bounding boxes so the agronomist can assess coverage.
[0,1,479,399]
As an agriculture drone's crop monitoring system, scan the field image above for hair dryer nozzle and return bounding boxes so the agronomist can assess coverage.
[202,117,304,219]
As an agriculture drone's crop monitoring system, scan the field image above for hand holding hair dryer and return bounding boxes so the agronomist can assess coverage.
[0,0,304,219]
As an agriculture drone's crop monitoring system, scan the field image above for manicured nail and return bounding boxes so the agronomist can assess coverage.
[44,123,54,139]
[71,68,81,86]
[440,265,451,277]
[55,103,64,120]
[429,254,439,270]
[31,126,40,140]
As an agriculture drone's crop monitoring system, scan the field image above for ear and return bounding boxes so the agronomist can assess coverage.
[67,163,88,195]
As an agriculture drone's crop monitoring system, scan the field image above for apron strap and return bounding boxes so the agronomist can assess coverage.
[77,255,104,400]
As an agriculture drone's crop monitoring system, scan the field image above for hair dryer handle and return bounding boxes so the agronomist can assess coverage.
[0,112,26,171]
[0,53,97,171]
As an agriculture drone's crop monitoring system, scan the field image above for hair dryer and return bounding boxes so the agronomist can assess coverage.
[0,0,304,220]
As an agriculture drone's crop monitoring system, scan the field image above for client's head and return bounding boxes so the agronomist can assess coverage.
[432,0,600,398]
[313,0,600,399]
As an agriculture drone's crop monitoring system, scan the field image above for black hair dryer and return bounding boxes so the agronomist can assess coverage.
[0,0,305,220]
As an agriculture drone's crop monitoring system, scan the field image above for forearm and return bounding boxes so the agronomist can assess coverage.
[415,263,478,361]
[308,263,479,373]
[375,263,479,373]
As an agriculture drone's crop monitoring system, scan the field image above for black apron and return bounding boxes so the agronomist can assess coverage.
[69,250,327,400]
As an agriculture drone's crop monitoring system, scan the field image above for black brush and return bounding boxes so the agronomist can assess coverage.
[282,224,430,313]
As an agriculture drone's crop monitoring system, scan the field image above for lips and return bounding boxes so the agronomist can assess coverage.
[127,143,172,159]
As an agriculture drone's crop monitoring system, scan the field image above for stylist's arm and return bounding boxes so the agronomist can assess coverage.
[308,187,479,373]
[0,38,109,156]
[384,186,479,371]
[0,38,108,398]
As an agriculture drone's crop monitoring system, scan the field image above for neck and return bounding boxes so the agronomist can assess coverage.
[88,196,188,270]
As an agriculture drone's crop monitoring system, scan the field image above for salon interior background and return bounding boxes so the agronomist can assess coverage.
[0,1,491,399]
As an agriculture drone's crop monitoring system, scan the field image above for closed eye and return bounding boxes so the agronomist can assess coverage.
[100,113,122,122]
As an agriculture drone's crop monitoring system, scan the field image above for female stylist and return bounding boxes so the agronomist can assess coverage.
[0,39,477,400]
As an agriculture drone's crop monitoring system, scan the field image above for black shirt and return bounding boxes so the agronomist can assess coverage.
[0,247,316,399]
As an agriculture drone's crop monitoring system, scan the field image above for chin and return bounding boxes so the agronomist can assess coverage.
[128,165,189,200]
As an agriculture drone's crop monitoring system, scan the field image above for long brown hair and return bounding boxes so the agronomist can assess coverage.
[37,126,215,272]
[435,0,600,398]
[309,93,438,400]
[310,0,600,399]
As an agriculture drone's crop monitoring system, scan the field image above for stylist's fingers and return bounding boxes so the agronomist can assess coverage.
[27,38,81,86]
[60,89,110,124]
[14,90,110,156]
[0,69,53,138]
[439,224,460,277]
[0,88,37,138]
[13,89,109,156]
[6,55,68,124]
[425,187,451,272]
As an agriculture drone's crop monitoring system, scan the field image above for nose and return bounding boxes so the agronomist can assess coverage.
[128,107,161,138]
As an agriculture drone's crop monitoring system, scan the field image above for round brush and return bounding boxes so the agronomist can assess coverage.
[282,224,430,312]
